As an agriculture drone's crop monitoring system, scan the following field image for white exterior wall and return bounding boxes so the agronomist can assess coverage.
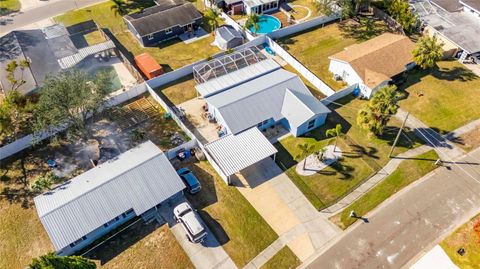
[328,59,363,86]
[463,5,480,18]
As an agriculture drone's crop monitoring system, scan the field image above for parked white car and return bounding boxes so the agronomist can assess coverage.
[173,202,207,243]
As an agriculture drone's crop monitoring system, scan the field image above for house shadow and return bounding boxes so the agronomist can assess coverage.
[83,218,159,265]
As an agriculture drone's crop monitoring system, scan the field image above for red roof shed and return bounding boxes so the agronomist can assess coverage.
[134,53,164,79]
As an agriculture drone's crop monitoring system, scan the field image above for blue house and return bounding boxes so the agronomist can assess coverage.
[33,141,185,256]
[193,51,331,137]
[124,0,203,47]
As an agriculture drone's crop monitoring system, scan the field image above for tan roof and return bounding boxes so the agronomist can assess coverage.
[329,33,415,88]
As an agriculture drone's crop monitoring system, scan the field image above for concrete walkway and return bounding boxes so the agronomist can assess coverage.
[444,118,480,141]
[157,197,237,269]
[232,158,341,268]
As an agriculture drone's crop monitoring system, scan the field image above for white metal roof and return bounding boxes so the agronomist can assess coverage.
[244,0,278,7]
[205,127,277,176]
[195,58,280,97]
[206,68,330,134]
[34,141,185,251]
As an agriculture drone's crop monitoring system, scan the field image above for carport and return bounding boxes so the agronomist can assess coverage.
[204,127,277,184]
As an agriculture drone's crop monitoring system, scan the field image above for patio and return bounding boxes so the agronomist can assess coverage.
[177,98,222,143]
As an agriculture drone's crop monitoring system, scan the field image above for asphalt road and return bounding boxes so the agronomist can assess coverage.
[306,148,480,269]
[0,0,106,34]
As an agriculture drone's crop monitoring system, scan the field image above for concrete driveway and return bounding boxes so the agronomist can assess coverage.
[233,158,341,262]
[157,197,237,269]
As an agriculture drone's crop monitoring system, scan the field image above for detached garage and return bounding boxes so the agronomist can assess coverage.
[215,25,244,50]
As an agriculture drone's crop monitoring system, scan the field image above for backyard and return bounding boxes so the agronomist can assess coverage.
[54,0,221,71]
[182,160,278,267]
[153,75,197,105]
[278,19,389,91]
[0,95,188,268]
[275,95,422,210]
[330,150,439,229]
[398,60,480,133]
[441,214,480,269]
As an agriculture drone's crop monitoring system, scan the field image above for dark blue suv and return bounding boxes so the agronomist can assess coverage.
[177,168,201,194]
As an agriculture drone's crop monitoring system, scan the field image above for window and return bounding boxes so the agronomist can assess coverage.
[103,216,121,228]
[307,119,315,130]
[165,28,173,34]
[122,209,134,218]
[69,236,87,248]
[147,34,154,40]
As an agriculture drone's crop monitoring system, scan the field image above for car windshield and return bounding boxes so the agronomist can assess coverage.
[184,174,199,187]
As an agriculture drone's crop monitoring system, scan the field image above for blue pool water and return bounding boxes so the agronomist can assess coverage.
[249,15,281,34]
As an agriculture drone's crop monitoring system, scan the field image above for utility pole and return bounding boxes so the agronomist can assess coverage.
[389,112,409,158]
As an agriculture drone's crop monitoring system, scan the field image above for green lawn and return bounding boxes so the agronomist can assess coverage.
[54,0,221,71]
[398,60,480,133]
[441,214,480,269]
[84,30,106,46]
[0,0,20,15]
[283,65,326,100]
[330,150,439,229]
[185,161,278,267]
[275,95,422,210]
[278,19,389,91]
[260,246,301,269]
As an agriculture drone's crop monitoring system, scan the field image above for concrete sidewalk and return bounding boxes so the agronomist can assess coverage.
[233,158,341,268]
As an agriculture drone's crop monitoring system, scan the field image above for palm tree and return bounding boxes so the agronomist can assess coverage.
[325,124,343,152]
[205,8,220,34]
[357,85,398,136]
[297,143,314,170]
[30,252,96,269]
[111,0,128,17]
[244,13,260,34]
[413,35,444,69]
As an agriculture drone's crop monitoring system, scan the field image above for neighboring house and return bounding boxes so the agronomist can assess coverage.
[34,141,186,256]
[194,51,330,137]
[412,0,480,61]
[124,0,203,47]
[0,22,115,96]
[214,0,279,14]
[214,25,244,50]
[328,33,415,98]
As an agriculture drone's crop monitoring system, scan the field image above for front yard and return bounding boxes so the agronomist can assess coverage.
[54,0,221,71]
[260,246,301,269]
[330,150,439,229]
[183,160,278,268]
[278,19,389,91]
[441,214,480,269]
[275,95,422,210]
[398,60,480,133]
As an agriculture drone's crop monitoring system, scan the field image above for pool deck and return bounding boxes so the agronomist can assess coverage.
[267,11,291,28]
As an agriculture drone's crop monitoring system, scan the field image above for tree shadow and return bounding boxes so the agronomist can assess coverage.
[182,160,219,210]
[329,161,354,180]
[83,218,157,265]
[432,65,479,82]
[338,17,390,41]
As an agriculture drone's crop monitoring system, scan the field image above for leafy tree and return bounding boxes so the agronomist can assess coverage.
[386,0,417,33]
[313,0,356,19]
[245,13,260,34]
[31,172,60,192]
[357,85,398,135]
[5,59,30,92]
[33,69,112,141]
[412,35,443,69]
[0,90,36,141]
[30,252,96,269]
[111,0,128,17]
[297,143,315,170]
[325,123,344,152]
[205,8,220,33]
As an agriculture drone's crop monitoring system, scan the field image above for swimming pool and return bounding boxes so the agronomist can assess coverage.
[249,15,281,34]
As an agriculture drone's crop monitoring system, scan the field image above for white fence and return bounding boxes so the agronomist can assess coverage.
[321,83,358,106]
[267,13,340,39]
[165,139,198,160]
[265,36,336,96]
[0,83,148,160]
